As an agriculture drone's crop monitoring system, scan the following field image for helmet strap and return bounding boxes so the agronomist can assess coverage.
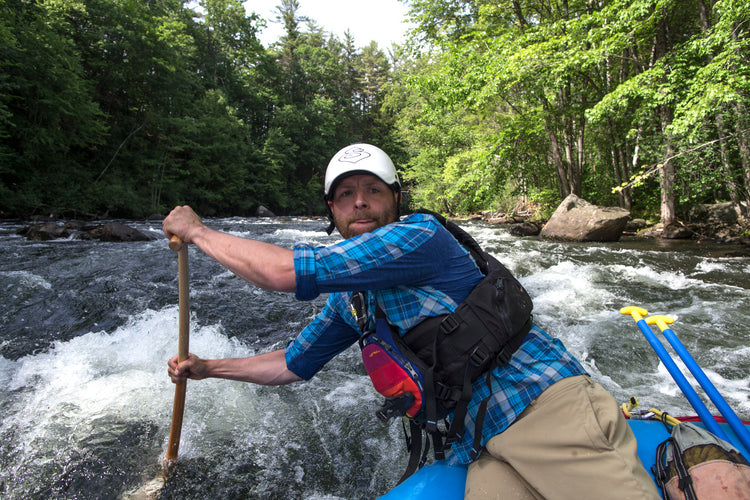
[324,197,336,235]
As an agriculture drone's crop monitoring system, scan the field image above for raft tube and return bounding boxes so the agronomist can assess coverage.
[380,419,750,499]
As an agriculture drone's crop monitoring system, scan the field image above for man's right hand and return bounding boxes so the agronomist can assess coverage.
[162,205,205,245]
[167,353,208,383]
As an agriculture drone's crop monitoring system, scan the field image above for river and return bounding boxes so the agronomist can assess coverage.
[1,217,748,499]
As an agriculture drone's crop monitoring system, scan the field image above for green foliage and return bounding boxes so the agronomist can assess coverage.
[524,187,559,220]
[3,0,749,223]
[400,0,750,221]
[0,0,399,218]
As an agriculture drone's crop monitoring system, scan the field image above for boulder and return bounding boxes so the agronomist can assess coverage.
[662,222,693,240]
[86,222,155,242]
[256,205,275,217]
[63,220,91,231]
[509,222,541,237]
[18,222,70,241]
[540,194,630,242]
[487,216,515,224]
[639,224,664,239]
[689,202,738,226]
[18,221,155,242]
[625,218,648,232]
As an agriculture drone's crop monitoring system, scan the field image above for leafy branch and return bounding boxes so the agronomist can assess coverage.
[612,132,745,194]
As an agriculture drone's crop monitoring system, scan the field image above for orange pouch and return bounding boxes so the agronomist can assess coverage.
[360,319,424,418]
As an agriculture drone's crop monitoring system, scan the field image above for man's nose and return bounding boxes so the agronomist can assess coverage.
[353,189,369,207]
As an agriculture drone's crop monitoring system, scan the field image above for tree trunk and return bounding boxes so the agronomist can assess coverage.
[612,143,632,210]
[734,101,750,216]
[659,157,676,226]
[660,104,676,225]
[572,115,585,196]
[715,113,742,208]
[547,127,570,197]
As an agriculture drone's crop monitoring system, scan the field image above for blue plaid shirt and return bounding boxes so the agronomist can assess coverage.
[285,213,586,464]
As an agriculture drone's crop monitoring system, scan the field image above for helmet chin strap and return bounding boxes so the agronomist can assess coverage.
[325,214,336,235]
[324,196,336,235]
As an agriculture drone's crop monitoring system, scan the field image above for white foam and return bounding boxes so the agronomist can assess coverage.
[3,307,259,458]
[692,260,729,274]
[272,228,335,241]
[607,264,703,290]
[0,270,52,290]
[522,261,618,316]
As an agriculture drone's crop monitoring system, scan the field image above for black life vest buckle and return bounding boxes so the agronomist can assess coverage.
[435,382,453,400]
[439,315,460,335]
[470,345,490,367]
[495,345,514,365]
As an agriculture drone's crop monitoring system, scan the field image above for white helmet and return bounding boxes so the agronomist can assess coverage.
[324,143,400,197]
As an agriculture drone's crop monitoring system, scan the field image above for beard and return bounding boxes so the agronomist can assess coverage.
[333,203,399,239]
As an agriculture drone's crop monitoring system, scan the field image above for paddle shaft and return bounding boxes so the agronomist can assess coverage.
[165,235,189,462]
[648,317,750,454]
[621,307,731,441]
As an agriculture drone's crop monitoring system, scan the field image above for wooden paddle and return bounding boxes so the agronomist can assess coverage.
[122,235,190,499]
[165,234,190,465]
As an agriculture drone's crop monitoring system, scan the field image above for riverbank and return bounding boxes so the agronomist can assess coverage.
[469,200,750,248]
[7,201,750,252]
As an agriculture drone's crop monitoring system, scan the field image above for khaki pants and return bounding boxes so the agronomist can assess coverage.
[465,375,660,500]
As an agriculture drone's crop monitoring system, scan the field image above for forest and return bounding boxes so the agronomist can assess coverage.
[1,0,749,226]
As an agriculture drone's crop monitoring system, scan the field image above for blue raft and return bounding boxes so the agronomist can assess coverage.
[381,308,750,498]
[380,419,750,499]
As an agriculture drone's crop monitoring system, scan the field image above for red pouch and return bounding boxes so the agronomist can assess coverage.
[360,322,424,418]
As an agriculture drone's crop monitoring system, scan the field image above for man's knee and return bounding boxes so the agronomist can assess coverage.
[465,452,540,500]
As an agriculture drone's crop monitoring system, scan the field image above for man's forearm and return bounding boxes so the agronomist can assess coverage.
[189,225,297,292]
[204,349,302,385]
[163,205,297,292]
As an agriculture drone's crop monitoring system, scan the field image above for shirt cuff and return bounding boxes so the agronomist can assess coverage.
[294,243,319,301]
[284,340,315,380]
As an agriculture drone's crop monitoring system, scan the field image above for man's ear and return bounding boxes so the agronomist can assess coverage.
[327,200,334,210]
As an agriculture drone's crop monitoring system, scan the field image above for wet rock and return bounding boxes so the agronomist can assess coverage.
[63,220,89,231]
[540,194,630,242]
[256,205,275,217]
[17,222,70,241]
[509,222,540,237]
[86,222,155,242]
[18,221,156,242]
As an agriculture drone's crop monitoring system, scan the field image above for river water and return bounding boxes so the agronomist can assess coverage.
[1,217,748,499]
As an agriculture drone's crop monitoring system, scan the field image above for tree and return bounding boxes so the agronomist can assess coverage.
[0,0,107,216]
[399,0,750,223]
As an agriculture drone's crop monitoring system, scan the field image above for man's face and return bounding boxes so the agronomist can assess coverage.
[328,174,399,239]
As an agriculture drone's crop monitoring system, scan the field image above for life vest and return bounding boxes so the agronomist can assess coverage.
[353,209,534,483]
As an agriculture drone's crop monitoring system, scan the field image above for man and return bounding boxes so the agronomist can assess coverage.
[163,143,659,499]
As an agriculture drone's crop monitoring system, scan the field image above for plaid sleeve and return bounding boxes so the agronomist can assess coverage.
[284,293,360,380]
[292,216,439,302]
[294,242,318,301]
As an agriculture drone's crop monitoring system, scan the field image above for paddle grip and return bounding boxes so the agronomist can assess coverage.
[169,235,184,251]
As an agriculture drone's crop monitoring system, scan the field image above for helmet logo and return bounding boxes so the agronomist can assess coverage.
[339,146,371,164]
